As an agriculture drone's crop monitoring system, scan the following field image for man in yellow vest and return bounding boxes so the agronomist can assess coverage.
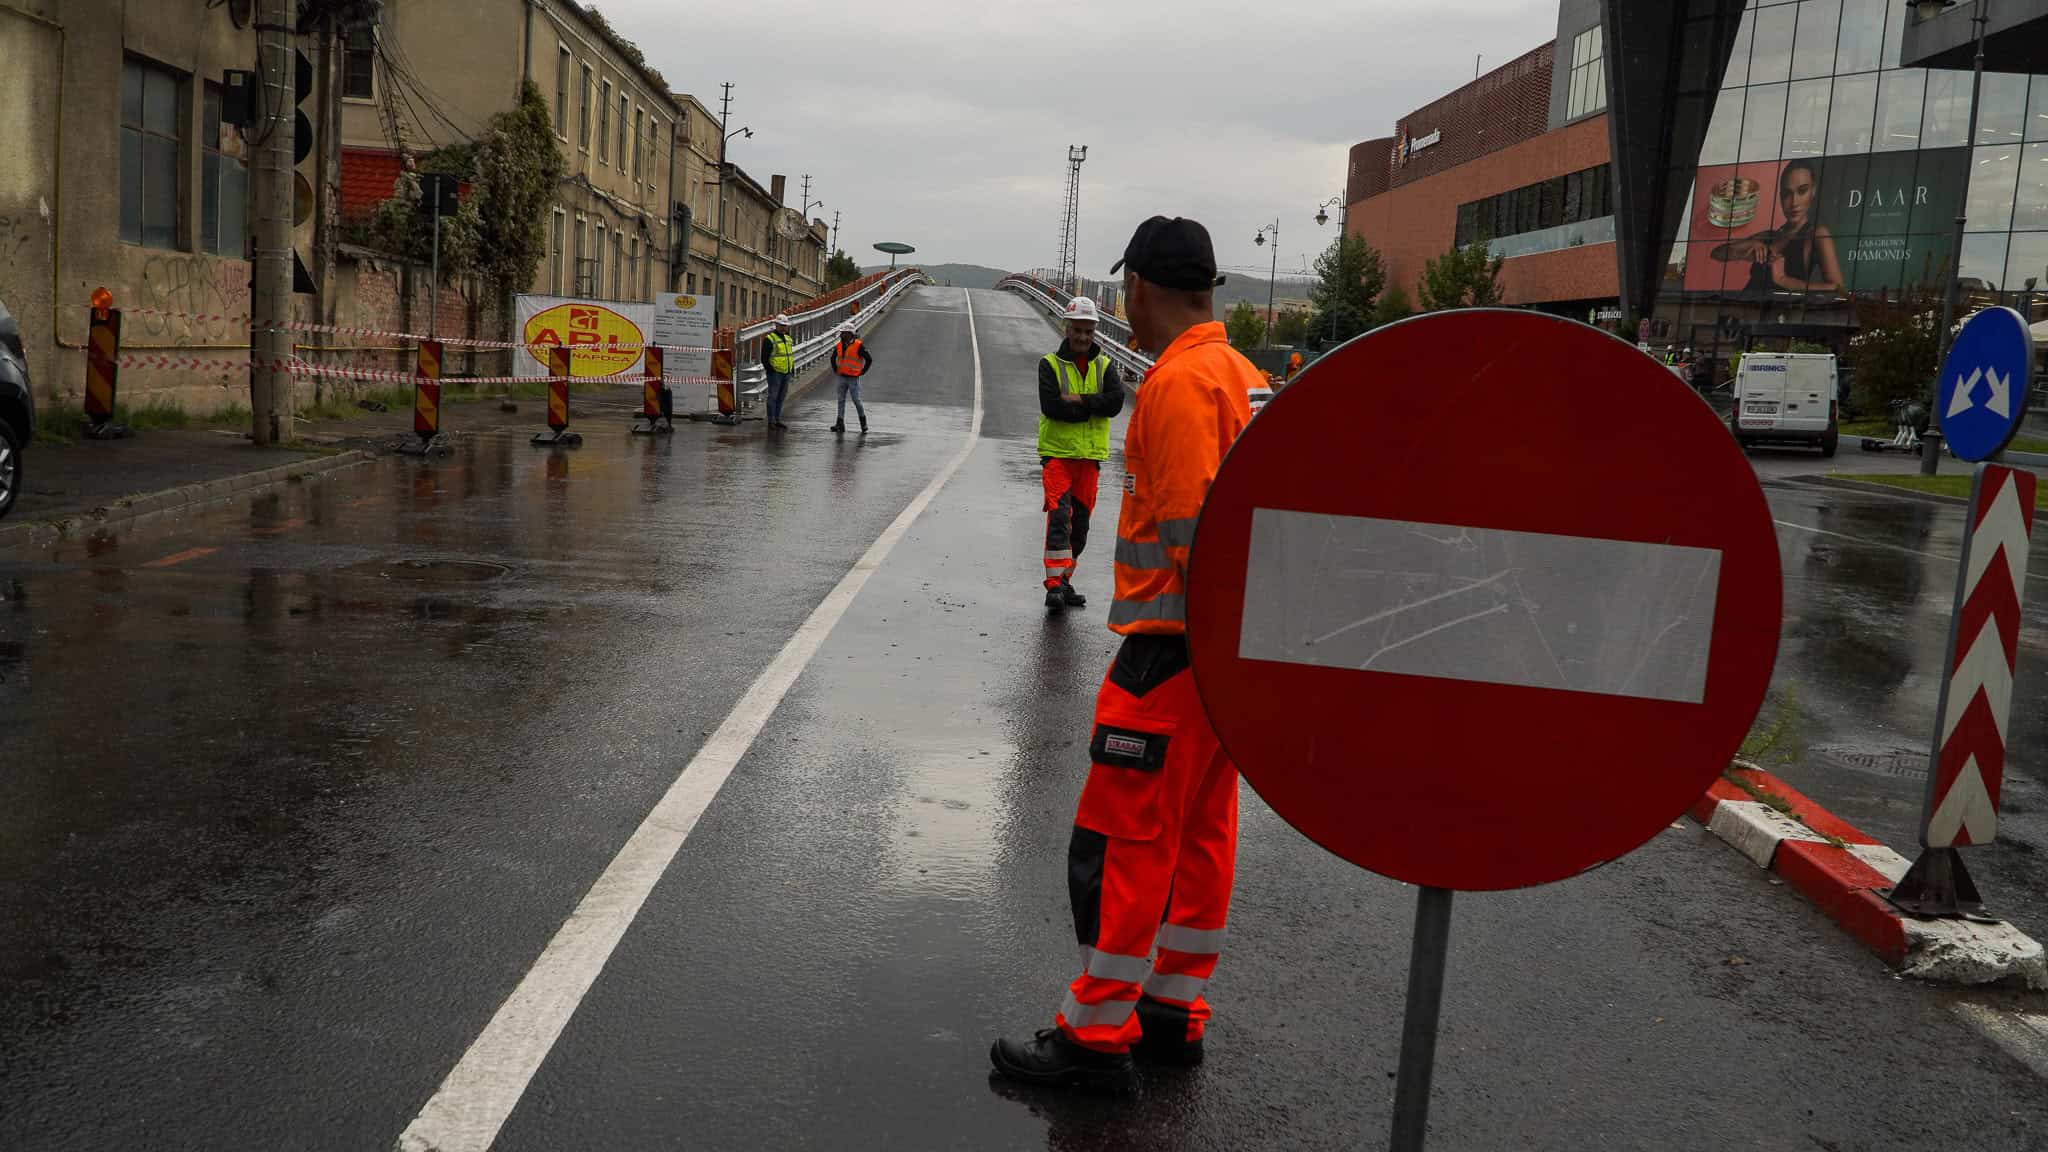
[830,320,872,435]
[1037,296,1125,611]
[761,314,796,431]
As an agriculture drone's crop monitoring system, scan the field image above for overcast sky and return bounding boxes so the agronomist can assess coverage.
[600,1,1562,279]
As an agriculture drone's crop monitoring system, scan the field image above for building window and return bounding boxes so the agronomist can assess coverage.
[686,272,695,293]
[121,57,185,250]
[611,231,623,299]
[1453,162,1612,248]
[574,217,587,294]
[343,22,377,100]
[633,109,645,181]
[201,83,247,258]
[1566,25,1605,120]
[598,79,611,162]
[628,238,639,300]
[550,209,566,294]
[617,94,628,172]
[580,65,593,151]
[594,222,607,297]
[555,46,570,137]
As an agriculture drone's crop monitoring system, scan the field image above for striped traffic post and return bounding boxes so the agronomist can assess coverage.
[1888,306,2035,919]
[532,345,582,446]
[83,288,132,439]
[632,345,670,435]
[399,339,448,456]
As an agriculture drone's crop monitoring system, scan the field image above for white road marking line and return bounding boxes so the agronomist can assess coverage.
[1956,1003,2048,1081]
[396,287,987,1152]
[1771,517,2047,582]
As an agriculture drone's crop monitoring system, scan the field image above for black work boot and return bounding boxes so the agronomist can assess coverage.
[990,1028,1134,1092]
[1059,581,1087,608]
[1044,585,1066,611]
[830,421,844,433]
[1134,997,1205,1066]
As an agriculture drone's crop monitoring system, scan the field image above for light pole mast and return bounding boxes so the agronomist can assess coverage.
[1255,220,1280,350]
[1056,145,1087,296]
[250,0,297,445]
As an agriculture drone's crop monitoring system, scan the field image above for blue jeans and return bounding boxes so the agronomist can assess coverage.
[836,374,866,426]
[764,369,790,425]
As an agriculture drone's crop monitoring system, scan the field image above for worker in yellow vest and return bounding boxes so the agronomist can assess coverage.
[761,314,796,431]
[830,320,872,435]
[1037,296,1125,610]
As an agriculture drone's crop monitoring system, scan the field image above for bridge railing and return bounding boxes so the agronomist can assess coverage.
[732,267,933,400]
[995,275,1153,378]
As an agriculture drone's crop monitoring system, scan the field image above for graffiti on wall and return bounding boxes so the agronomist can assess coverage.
[135,255,252,341]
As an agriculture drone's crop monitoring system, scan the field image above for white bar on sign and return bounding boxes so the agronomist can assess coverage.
[1238,509,1722,703]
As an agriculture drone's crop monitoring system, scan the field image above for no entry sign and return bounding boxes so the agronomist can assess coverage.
[1187,309,1782,892]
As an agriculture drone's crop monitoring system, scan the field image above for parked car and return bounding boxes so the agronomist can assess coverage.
[0,296,33,519]
[1730,351,1839,457]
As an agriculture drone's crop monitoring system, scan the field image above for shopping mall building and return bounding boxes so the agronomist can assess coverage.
[1345,0,2048,375]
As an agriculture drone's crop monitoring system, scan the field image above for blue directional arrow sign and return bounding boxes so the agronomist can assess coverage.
[1937,307,2035,463]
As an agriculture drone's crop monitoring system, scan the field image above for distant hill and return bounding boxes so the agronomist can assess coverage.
[862,262,1011,290]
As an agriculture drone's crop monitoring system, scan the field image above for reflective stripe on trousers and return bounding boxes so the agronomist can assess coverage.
[1059,990,1137,1030]
[1114,537,1172,570]
[1107,594,1186,627]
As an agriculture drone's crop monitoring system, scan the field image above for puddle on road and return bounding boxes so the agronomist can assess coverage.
[335,557,512,584]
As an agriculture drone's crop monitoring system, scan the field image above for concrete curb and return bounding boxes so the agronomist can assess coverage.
[1691,762,2047,989]
[0,449,374,553]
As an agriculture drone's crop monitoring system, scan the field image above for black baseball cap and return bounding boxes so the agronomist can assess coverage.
[1110,216,1225,291]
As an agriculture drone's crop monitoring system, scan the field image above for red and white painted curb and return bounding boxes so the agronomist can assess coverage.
[1691,762,2046,989]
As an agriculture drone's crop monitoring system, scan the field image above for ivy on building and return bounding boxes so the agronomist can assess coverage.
[575,4,670,93]
[348,83,566,310]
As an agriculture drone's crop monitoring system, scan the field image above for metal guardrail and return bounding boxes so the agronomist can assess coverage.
[995,275,1154,378]
[735,267,934,398]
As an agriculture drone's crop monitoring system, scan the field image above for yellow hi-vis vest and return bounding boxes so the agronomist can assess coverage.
[765,332,794,373]
[1038,353,1111,461]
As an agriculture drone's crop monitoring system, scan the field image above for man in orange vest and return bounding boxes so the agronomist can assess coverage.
[1284,350,1303,382]
[991,216,1260,1092]
[830,320,872,435]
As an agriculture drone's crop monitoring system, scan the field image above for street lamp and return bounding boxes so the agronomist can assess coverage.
[1315,195,1348,346]
[1254,221,1279,350]
[1915,0,1988,475]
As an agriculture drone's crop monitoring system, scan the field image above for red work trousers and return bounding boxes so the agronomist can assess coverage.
[1041,457,1100,590]
[1056,634,1239,1054]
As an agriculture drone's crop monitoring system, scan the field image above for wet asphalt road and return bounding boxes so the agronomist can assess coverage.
[3,287,2047,1151]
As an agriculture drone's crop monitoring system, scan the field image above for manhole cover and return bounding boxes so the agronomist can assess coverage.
[1811,745,1925,779]
[340,557,510,584]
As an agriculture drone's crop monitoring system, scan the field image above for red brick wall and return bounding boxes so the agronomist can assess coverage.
[341,148,405,222]
[1349,138,1394,205]
[1350,113,1615,307]
[1387,43,1556,191]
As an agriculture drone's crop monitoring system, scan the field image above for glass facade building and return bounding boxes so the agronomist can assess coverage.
[1644,0,2048,362]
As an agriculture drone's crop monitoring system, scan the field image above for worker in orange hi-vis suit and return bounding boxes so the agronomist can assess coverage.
[991,216,1260,1093]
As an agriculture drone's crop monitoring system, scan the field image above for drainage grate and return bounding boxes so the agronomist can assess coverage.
[1811,745,1926,779]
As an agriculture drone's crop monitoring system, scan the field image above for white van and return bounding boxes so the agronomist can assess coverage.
[1731,352,1839,457]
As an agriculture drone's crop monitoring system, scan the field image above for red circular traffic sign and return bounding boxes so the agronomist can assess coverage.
[1188,310,1781,890]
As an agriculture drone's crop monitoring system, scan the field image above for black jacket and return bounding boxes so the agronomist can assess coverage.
[1037,342,1125,423]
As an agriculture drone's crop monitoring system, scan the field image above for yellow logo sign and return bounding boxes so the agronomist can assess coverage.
[524,302,643,377]
[672,295,698,309]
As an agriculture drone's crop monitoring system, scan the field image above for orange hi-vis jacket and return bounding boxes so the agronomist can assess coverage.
[1109,321,1258,634]
[833,338,867,377]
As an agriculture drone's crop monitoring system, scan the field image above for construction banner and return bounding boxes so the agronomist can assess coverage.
[513,295,655,380]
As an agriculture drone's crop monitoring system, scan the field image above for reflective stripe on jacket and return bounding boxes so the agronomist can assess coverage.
[1109,321,1258,636]
[1038,354,1113,461]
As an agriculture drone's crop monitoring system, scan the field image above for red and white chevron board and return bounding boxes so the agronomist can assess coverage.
[1924,463,2037,849]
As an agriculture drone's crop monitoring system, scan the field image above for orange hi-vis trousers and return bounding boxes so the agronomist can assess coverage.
[1042,457,1100,590]
[1056,634,1239,1053]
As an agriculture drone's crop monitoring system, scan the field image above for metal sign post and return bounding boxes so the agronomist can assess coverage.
[1890,306,2035,918]
[1185,310,1783,1149]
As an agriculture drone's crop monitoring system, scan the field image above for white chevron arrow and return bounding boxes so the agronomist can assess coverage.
[1965,470,2032,597]
[1927,752,2000,846]
[1941,620,2016,744]
[1986,365,2013,419]
[1949,365,1984,418]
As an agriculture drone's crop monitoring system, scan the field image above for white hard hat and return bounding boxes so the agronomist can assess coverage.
[1062,297,1101,324]
[774,313,791,325]
[838,320,856,334]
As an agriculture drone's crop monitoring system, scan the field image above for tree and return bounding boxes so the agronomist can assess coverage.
[470,82,567,304]
[1371,283,1413,328]
[825,249,861,291]
[1308,233,1385,349]
[1416,241,1505,311]
[356,166,482,279]
[1224,300,1266,348]
[1273,307,1314,346]
[1846,293,1941,418]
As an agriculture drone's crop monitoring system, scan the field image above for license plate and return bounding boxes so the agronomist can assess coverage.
[1745,402,1779,414]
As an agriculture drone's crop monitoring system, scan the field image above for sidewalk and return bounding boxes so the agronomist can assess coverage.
[13,429,344,526]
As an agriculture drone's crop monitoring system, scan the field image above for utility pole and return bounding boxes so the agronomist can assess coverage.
[831,210,841,259]
[1256,220,1279,350]
[1925,0,1990,475]
[710,82,733,328]
[251,0,296,445]
[1056,145,1087,296]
